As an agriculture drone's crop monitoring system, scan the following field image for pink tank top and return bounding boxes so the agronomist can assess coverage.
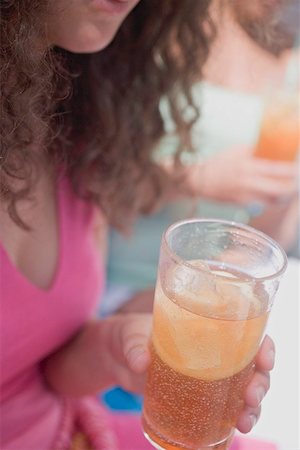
[0,176,116,449]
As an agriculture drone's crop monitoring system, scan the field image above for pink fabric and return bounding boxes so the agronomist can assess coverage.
[0,176,109,449]
[108,413,278,450]
[0,174,279,450]
[54,398,118,450]
[230,435,278,450]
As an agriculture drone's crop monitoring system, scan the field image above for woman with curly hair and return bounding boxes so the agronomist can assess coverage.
[0,1,275,448]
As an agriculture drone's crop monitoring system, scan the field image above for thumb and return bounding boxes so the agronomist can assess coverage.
[120,313,152,374]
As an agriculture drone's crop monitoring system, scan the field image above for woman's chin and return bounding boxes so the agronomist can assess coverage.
[66,41,114,54]
[53,26,118,54]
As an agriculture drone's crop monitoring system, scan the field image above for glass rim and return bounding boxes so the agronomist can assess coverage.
[162,218,288,283]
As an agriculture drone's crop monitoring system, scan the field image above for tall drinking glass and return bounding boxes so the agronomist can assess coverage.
[142,219,287,450]
[254,90,299,161]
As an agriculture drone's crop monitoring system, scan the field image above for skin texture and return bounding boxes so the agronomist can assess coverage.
[46,0,141,52]
[188,147,298,206]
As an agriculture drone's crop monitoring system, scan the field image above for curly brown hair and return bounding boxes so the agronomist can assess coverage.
[1,0,214,229]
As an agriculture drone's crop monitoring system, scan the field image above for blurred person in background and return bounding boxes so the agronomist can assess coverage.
[193,0,299,254]
[102,0,299,320]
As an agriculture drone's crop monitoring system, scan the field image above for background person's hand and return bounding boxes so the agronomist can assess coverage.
[188,146,298,206]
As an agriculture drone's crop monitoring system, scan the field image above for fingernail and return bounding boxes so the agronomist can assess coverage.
[268,349,275,368]
[256,387,265,404]
[127,346,148,372]
[249,414,257,429]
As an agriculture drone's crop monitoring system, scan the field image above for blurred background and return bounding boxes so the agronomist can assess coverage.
[99,1,300,449]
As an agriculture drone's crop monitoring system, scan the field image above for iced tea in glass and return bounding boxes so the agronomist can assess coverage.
[142,219,287,450]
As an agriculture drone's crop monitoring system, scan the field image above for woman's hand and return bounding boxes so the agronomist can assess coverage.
[111,317,275,436]
[43,314,152,396]
[44,312,275,435]
[108,316,275,435]
[118,319,275,433]
[188,147,298,206]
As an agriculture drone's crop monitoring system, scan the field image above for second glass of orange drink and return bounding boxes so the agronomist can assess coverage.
[254,49,300,162]
[142,219,287,450]
[254,91,299,161]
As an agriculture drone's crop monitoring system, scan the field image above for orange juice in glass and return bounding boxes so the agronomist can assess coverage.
[254,91,299,161]
[142,219,287,450]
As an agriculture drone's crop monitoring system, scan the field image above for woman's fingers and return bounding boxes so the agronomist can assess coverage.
[255,335,275,371]
[244,370,270,409]
[250,159,298,179]
[236,405,262,433]
[236,370,268,433]
[237,335,275,434]
[248,177,297,203]
[105,313,152,393]
[120,313,152,374]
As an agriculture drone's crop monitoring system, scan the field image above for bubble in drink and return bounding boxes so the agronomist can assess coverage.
[143,345,253,450]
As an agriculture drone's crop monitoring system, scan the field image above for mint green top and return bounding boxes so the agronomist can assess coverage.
[107,82,264,290]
